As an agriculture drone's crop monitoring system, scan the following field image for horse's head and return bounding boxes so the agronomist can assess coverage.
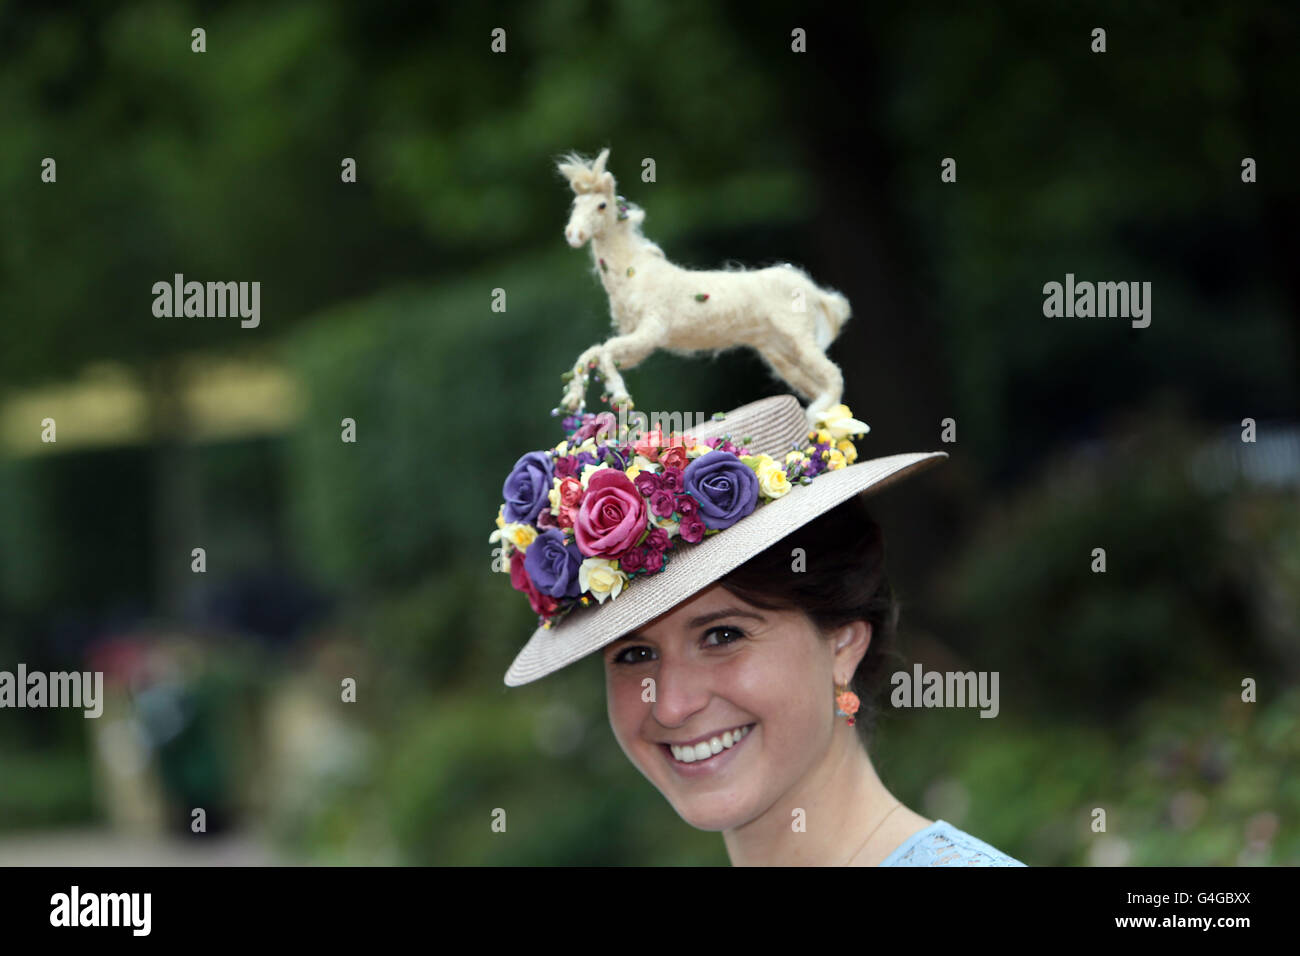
[557,148,619,248]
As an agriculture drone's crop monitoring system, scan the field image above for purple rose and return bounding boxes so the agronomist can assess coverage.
[503,451,554,525]
[524,529,584,598]
[682,450,759,530]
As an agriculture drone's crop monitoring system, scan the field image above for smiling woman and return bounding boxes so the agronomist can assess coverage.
[494,392,1025,866]
[599,496,1025,866]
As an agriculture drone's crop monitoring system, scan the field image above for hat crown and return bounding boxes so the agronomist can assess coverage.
[688,394,809,458]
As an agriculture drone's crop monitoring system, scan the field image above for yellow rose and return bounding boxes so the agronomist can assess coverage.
[495,505,506,530]
[756,460,791,498]
[579,558,628,603]
[509,524,537,549]
[826,448,847,470]
[837,439,858,463]
[488,522,536,552]
[785,449,807,466]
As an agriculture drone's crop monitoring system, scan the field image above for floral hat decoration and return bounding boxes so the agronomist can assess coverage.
[493,395,948,685]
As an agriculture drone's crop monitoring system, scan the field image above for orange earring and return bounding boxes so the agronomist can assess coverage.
[835,681,860,726]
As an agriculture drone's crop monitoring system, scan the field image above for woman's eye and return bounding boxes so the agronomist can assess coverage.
[598,202,607,210]
[613,645,652,665]
[703,626,744,647]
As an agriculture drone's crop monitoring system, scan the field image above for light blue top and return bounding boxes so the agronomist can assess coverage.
[878,819,1026,866]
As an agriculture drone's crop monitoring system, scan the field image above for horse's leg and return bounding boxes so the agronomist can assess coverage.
[561,343,605,412]
[756,329,844,427]
[797,344,845,425]
[596,313,666,409]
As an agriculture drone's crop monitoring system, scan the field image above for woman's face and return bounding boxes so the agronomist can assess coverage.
[603,582,861,831]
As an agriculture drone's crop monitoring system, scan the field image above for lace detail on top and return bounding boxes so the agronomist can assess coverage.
[878,820,1026,867]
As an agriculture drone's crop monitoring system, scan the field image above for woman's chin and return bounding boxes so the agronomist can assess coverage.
[669,793,755,832]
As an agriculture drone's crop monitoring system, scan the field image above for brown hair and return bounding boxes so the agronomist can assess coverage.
[715,494,901,744]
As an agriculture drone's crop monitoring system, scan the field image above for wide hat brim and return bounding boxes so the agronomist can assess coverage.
[503,395,948,686]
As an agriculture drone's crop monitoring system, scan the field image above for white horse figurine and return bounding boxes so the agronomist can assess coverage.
[557,147,854,427]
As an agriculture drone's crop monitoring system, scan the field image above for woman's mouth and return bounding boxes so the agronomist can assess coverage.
[660,723,756,774]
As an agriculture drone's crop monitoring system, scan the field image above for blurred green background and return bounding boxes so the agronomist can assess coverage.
[0,1,1296,865]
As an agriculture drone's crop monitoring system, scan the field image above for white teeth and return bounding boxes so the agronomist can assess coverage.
[669,724,751,763]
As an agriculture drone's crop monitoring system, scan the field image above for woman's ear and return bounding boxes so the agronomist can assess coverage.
[833,620,873,672]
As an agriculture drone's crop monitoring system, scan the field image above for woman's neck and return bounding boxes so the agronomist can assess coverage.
[721,725,931,866]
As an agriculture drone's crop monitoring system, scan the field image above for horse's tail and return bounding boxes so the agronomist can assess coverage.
[814,290,852,350]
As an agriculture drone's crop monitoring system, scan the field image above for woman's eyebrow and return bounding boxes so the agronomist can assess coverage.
[614,607,766,645]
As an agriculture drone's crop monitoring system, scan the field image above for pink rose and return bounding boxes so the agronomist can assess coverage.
[659,465,684,493]
[575,469,648,558]
[619,547,646,573]
[634,429,668,462]
[675,494,699,517]
[643,548,664,572]
[645,528,670,552]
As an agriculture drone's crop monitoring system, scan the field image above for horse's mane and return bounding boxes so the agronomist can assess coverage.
[555,150,605,194]
[556,150,663,256]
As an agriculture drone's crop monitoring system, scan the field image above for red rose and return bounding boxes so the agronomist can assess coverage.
[619,547,647,573]
[679,516,706,544]
[557,477,584,508]
[510,551,559,617]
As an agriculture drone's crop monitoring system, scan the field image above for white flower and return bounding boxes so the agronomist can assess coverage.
[580,462,611,489]
[814,404,870,440]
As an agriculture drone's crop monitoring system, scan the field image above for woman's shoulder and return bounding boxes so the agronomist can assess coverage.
[878,819,1027,867]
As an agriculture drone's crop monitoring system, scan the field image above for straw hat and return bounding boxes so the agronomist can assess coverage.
[497,393,946,686]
